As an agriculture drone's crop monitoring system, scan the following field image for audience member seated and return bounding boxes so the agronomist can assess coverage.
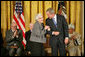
[5,22,24,56]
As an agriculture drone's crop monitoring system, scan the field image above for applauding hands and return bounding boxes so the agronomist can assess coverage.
[13,30,18,38]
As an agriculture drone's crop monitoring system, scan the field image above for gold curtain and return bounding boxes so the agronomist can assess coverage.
[1,1,83,45]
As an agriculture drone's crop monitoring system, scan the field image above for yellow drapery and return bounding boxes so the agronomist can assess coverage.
[1,1,84,45]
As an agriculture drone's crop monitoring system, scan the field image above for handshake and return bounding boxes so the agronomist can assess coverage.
[44,25,51,31]
[44,25,60,36]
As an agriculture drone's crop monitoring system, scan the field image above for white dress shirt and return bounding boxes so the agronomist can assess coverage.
[53,14,57,24]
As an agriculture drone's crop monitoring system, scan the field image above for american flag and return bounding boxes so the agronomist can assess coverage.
[13,1,26,47]
[58,1,67,19]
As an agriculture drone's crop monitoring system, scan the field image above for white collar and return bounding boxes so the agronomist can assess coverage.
[54,14,56,19]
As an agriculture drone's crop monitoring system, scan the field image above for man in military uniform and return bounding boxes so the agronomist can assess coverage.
[6,22,24,56]
[67,24,81,56]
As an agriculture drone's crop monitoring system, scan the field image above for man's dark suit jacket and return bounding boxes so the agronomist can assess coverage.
[46,14,69,46]
[6,29,24,49]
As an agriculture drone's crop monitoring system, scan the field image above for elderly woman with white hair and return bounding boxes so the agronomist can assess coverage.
[67,24,81,56]
[30,13,50,56]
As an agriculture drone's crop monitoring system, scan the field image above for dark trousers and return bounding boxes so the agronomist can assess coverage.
[30,42,45,56]
[51,37,66,56]
[8,47,22,56]
[1,47,9,56]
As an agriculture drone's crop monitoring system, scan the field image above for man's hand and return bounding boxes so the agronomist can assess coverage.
[45,26,49,30]
[52,31,60,36]
[13,30,18,37]
[45,26,50,31]
[64,38,69,45]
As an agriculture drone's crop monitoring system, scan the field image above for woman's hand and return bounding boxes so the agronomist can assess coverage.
[71,35,76,40]
[45,26,49,29]
[45,26,50,31]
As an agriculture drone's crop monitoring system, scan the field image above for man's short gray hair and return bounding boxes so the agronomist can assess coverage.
[46,8,55,14]
[11,21,17,26]
[35,13,42,21]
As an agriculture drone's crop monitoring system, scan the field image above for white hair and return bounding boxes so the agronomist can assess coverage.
[69,24,75,29]
[35,13,42,21]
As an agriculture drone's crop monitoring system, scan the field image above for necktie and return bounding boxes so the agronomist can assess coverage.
[52,18,57,28]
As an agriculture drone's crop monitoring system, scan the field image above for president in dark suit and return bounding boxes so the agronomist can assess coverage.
[45,8,69,56]
[6,22,24,56]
